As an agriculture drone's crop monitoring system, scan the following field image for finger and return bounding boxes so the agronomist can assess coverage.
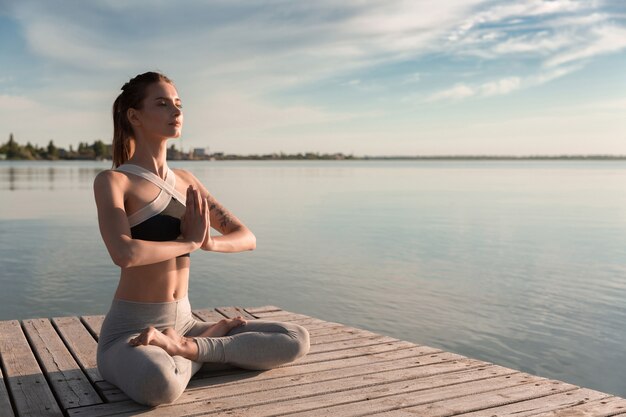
[186,186,194,216]
[189,186,197,215]
[195,189,202,215]
[204,197,211,227]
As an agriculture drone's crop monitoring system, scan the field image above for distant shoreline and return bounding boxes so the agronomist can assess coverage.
[3,135,626,161]
[2,155,626,161]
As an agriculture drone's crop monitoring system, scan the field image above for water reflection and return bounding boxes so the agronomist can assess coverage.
[0,161,107,190]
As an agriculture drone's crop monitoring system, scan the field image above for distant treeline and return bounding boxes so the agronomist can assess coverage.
[0,134,355,161]
[1,133,625,161]
[0,133,109,160]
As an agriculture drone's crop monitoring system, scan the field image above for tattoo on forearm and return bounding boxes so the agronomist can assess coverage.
[209,203,233,229]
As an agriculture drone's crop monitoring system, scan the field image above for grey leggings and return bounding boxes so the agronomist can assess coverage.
[96,295,310,406]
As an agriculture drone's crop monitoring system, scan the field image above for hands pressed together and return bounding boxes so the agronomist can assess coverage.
[180,185,212,251]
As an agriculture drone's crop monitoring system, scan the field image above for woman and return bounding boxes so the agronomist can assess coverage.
[94,72,309,407]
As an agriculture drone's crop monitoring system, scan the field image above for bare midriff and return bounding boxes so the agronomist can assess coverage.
[114,257,190,302]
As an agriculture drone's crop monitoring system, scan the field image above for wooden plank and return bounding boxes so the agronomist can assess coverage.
[52,317,101,384]
[243,306,282,314]
[0,347,15,417]
[298,321,357,332]
[531,396,626,416]
[214,306,256,320]
[455,388,610,417]
[376,379,578,416]
[308,335,399,354]
[80,315,104,340]
[22,318,102,409]
[193,309,230,323]
[253,311,311,320]
[310,328,379,344]
[94,381,130,403]
[293,340,417,365]
[0,320,63,416]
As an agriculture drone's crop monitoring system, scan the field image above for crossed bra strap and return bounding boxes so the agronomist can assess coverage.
[115,164,186,228]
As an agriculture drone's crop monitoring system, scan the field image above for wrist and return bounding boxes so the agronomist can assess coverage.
[182,237,202,252]
[202,236,216,251]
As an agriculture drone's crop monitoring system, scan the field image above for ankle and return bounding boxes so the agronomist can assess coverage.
[180,337,199,361]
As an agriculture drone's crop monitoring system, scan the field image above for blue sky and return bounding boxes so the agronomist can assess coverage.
[0,0,625,156]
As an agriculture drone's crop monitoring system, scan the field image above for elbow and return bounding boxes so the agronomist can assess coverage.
[109,241,136,268]
[249,233,256,251]
[112,251,133,268]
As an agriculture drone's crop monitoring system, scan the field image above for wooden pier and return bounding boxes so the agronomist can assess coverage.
[1,306,626,416]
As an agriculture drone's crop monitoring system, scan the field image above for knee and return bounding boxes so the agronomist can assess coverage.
[288,324,310,361]
[130,364,185,407]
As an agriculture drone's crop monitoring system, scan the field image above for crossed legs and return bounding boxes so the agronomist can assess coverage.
[129,316,247,361]
[101,317,310,406]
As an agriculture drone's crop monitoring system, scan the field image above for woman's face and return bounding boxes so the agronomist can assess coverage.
[132,80,183,140]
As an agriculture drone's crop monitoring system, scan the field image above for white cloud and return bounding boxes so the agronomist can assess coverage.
[427,84,476,102]
[530,65,581,85]
[450,0,586,40]
[427,76,521,102]
[480,77,521,96]
[493,32,577,55]
[546,25,626,67]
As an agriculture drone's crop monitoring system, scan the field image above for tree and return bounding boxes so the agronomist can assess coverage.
[92,140,106,158]
[5,133,20,159]
[47,140,58,159]
[6,134,19,158]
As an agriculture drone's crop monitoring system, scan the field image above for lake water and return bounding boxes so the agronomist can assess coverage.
[1,160,625,397]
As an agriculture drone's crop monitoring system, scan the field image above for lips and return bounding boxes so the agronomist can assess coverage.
[169,121,181,127]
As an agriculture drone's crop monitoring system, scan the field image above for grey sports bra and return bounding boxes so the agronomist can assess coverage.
[115,164,189,257]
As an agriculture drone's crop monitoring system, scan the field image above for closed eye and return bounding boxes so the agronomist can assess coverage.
[154,97,182,108]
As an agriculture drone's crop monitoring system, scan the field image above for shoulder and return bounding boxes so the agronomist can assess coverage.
[172,168,212,195]
[172,168,201,187]
[93,169,130,194]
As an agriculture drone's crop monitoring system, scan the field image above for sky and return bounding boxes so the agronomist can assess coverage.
[0,0,625,156]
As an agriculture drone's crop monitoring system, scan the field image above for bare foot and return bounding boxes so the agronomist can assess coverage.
[129,327,201,360]
[129,326,185,357]
[198,317,247,338]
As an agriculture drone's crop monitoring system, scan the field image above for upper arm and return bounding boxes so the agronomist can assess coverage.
[175,169,245,235]
[93,170,132,263]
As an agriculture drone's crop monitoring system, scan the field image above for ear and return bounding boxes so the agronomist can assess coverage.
[127,108,142,127]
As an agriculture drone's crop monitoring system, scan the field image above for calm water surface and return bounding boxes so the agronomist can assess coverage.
[1,160,625,397]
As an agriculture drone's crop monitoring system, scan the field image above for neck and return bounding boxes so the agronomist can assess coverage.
[126,137,171,178]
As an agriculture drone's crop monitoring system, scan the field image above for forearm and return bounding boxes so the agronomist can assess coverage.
[111,236,199,268]
[202,227,256,253]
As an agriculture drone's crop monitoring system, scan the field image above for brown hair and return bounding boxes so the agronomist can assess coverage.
[112,71,173,167]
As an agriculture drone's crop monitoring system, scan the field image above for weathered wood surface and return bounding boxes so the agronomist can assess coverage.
[1,306,626,417]
[0,320,63,416]
[22,318,101,409]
